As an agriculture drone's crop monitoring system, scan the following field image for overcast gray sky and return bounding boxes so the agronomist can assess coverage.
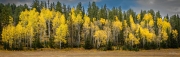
[0,0,180,17]
[133,0,180,16]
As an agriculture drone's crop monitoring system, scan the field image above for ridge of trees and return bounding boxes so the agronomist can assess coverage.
[0,0,180,50]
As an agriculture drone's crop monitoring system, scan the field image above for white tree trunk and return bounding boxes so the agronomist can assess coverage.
[60,41,61,49]
[78,26,80,48]
[48,20,51,38]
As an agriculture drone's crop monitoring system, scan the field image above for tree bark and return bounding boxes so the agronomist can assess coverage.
[60,41,61,49]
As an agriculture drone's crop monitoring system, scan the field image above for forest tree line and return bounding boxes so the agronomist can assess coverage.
[0,0,180,50]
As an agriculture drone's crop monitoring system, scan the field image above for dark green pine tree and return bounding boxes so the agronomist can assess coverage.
[31,0,40,12]
[56,1,62,13]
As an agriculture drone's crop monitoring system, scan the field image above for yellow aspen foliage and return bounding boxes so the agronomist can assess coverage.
[38,13,47,29]
[137,14,141,21]
[70,8,76,20]
[18,8,44,47]
[19,9,28,22]
[100,18,106,25]
[94,25,100,31]
[148,19,154,27]
[52,12,62,31]
[162,31,168,41]
[51,9,56,17]
[83,15,91,41]
[19,8,39,27]
[140,21,145,27]
[54,24,68,44]
[125,33,140,45]
[130,15,136,31]
[9,16,13,25]
[93,18,96,22]
[70,8,83,25]
[40,7,53,20]
[139,27,155,42]
[2,25,15,45]
[135,24,141,36]
[40,8,53,38]
[172,29,178,39]
[90,22,95,29]
[157,18,163,28]
[2,26,8,43]
[94,30,107,45]
[112,16,122,30]
[53,11,68,44]
[15,23,23,39]
[157,17,171,42]
[146,32,155,42]
[143,13,154,28]
[60,14,66,24]
[143,13,153,21]
[163,17,168,22]
[161,21,171,31]
[76,13,83,24]
[104,19,110,25]
[139,27,145,38]
[83,15,90,29]
[123,20,128,28]
[28,8,39,23]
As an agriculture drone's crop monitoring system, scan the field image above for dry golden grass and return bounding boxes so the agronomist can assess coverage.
[0,48,180,57]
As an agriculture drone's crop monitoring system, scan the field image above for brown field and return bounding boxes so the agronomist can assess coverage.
[0,48,180,57]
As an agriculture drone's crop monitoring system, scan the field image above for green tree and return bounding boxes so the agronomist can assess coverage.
[56,1,62,13]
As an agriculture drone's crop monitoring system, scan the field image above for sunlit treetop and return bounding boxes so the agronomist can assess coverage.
[162,21,171,32]
[83,15,90,29]
[172,29,178,39]
[143,13,153,21]
[38,14,46,26]
[137,13,141,21]
[60,14,66,24]
[100,18,106,25]
[130,15,136,31]
[75,12,83,24]
[163,17,168,22]
[19,8,39,29]
[157,18,163,28]
[40,7,53,20]
[52,11,62,30]
[142,13,154,27]
[112,16,122,31]
[70,8,76,20]
[157,18,171,32]
[70,8,83,25]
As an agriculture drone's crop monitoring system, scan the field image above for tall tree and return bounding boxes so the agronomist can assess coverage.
[54,14,68,49]
[56,1,62,13]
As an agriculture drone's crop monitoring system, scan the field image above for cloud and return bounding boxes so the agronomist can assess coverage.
[3,0,179,17]
[132,0,180,16]
[0,0,32,6]
[0,0,101,6]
